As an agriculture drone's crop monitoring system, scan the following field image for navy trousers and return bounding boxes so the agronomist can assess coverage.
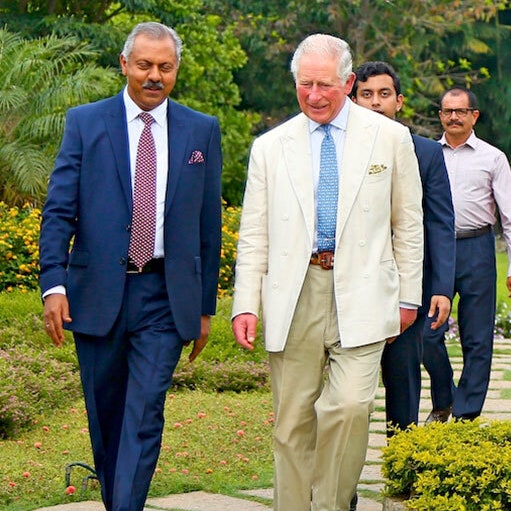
[381,313,426,434]
[423,230,496,419]
[74,271,184,511]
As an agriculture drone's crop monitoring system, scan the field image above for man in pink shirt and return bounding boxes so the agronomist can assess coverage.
[423,86,511,422]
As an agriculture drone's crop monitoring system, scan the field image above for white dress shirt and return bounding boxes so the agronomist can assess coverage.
[43,89,169,298]
[124,87,168,259]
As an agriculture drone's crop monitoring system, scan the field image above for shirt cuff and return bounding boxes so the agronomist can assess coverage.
[42,286,66,299]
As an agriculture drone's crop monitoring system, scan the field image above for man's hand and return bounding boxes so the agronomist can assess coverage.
[387,307,418,344]
[400,307,417,333]
[232,313,258,350]
[428,295,451,330]
[187,315,211,363]
[43,294,72,347]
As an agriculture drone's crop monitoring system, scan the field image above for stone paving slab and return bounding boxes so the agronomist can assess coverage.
[147,491,271,510]
[32,340,511,511]
[35,503,108,511]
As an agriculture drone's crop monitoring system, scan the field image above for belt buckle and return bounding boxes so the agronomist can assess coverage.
[318,251,334,270]
[126,260,145,274]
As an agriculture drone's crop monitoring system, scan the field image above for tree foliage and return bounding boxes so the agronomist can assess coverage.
[0,0,510,203]
[204,0,511,149]
[0,29,119,205]
[0,0,258,205]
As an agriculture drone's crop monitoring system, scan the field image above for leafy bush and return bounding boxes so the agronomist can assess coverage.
[218,203,240,297]
[0,202,40,292]
[495,302,511,339]
[173,359,269,392]
[0,345,81,439]
[382,420,511,510]
[0,201,241,296]
[0,291,267,439]
[0,292,81,438]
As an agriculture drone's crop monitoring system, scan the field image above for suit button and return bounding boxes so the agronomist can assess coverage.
[119,257,126,265]
[126,224,131,231]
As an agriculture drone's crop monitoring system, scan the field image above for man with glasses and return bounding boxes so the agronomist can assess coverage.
[423,85,511,422]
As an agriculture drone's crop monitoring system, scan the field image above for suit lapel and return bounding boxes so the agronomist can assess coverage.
[337,105,378,239]
[281,114,315,248]
[104,93,132,209]
[166,99,187,211]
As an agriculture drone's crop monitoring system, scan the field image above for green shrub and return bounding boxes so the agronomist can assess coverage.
[0,202,40,292]
[173,359,269,392]
[382,419,511,510]
[0,291,268,439]
[0,201,241,296]
[219,203,240,297]
[495,302,511,338]
[0,345,81,438]
[0,292,81,438]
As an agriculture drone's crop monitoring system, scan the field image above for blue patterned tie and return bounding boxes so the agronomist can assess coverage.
[317,124,338,252]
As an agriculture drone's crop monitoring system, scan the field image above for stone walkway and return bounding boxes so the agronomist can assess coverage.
[34,338,511,511]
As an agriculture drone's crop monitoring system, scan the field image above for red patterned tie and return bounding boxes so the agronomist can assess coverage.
[128,112,157,269]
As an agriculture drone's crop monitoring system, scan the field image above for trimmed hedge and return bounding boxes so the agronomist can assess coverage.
[382,419,511,510]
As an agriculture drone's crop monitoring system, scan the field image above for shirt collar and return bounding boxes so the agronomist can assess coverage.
[308,97,351,134]
[440,130,477,150]
[123,86,168,127]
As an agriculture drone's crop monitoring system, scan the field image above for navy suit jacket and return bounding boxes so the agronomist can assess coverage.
[39,92,222,340]
[412,134,455,314]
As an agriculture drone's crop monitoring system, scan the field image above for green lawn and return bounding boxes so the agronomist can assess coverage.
[0,249,508,511]
[0,391,274,511]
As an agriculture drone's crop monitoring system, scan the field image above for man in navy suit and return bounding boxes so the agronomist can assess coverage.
[39,22,222,511]
[352,62,455,434]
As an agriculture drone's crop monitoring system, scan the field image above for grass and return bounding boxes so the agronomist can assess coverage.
[0,390,274,511]
[0,291,272,511]
[0,250,508,510]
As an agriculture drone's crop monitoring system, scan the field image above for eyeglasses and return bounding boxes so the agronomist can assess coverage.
[439,108,476,117]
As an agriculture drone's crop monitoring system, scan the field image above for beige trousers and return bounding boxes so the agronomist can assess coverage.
[269,265,385,511]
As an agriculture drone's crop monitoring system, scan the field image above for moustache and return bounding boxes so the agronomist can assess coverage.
[142,81,164,90]
[447,121,463,127]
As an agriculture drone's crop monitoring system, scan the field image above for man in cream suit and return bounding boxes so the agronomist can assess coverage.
[232,34,423,511]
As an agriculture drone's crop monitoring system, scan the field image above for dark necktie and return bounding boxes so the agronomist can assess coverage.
[128,112,157,269]
[317,124,338,252]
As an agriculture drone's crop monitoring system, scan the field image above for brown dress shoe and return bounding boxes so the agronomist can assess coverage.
[425,406,452,424]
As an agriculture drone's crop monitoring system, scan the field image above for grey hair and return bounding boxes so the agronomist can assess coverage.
[290,33,352,84]
[121,22,183,64]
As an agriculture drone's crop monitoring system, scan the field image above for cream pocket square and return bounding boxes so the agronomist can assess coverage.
[368,163,388,175]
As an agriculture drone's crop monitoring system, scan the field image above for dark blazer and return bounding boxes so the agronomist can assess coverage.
[39,92,222,340]
[412,134,455,313]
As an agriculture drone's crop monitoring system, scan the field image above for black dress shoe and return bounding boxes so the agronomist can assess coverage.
[425,406,452,424]
[349,492,358,511]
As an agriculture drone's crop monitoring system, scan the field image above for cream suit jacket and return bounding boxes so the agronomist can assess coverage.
[232,100,423,351]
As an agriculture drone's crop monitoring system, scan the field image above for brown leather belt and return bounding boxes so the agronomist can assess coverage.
[126,258,165,274]
[455,225,492,239]
[310,251,334,270]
